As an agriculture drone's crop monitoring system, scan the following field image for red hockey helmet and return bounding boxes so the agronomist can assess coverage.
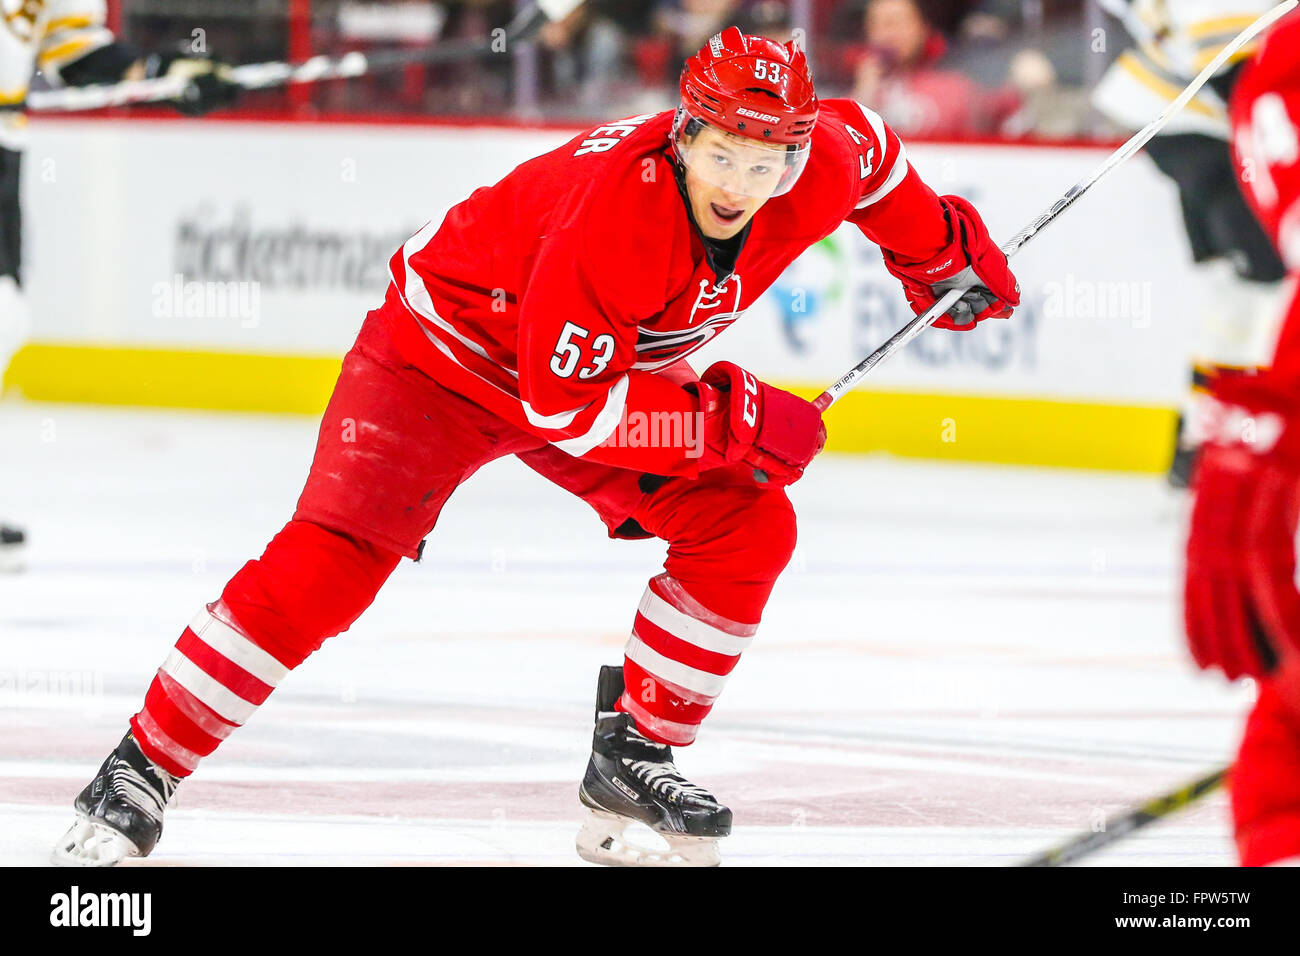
[673,27,820,199]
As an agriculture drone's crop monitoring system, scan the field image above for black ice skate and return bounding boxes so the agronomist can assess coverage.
[0,523,25,572]
[51,731,181,866]
[576,665,731,867]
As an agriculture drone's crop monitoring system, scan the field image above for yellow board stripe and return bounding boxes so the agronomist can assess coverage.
[3,342,343,416]
[789,387,1175,473]
[2,342,1177,472]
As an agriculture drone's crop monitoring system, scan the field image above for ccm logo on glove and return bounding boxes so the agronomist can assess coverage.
[690,361,826,486]
[739,369,759,428]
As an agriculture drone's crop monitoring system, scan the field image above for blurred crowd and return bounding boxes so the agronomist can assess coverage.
[121,0,1117,140]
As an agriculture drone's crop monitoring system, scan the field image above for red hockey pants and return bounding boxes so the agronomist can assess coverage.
[131,305,798,775]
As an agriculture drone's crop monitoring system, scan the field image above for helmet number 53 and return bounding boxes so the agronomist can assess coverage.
[549,321,616,380]
[754,60,782,83]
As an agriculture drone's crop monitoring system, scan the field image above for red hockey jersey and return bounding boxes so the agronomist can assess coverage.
[385,100,950,476]
[1232,15,1300,382]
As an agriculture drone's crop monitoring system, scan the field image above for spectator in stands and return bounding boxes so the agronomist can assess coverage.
[956,0,1021,41]
[654,0,742,58]
[537,2,623,111]
[622,0,735,92]
[735,0,797,45]
[534,1,666,114]
[846,0,1018,137]
[997,47,1092,139]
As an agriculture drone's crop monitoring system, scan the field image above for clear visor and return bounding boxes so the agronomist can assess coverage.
[672,110,811,200]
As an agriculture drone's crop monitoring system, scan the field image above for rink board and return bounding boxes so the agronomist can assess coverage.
[5,342,1175,471]
[7,116,1211,470]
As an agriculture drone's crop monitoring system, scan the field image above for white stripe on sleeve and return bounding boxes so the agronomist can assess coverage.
[548,374,629,456]
[855,149,910,208]
[852,100,908,208]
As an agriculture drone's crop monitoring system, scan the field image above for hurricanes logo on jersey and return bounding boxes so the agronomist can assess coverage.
[689,273,742,325]
[633,274,745,370]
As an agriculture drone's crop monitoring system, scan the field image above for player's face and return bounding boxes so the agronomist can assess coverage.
[680,127,784,239]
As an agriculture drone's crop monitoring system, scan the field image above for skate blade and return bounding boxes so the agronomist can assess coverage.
[50,816,140,867]
[575,810,721,867]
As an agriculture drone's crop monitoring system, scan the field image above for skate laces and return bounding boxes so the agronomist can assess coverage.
[623,757,715,801]
[107,747,178,821]
[615,721,715,801]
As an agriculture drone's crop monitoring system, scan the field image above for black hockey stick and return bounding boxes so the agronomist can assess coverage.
[27,0,587,111]
[1017,766,1228,867]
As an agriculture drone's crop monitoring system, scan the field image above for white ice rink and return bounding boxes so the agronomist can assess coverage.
[0,398,1254,866]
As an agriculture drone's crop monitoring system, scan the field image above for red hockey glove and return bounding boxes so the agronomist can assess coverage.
[1185,374,1300,680]
[691,362,826,486]
[881,195,1020,331]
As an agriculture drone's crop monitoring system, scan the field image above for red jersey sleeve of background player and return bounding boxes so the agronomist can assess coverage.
[1231,16,1300,383]
[818,99,951,262]
[514,164,703,476]
[1232,19,1300,275]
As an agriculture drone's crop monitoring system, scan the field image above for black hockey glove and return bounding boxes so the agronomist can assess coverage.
[144,51,240,117]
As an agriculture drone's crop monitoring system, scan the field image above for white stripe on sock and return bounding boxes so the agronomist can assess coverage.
[624,634,728,698]
[160,648,258,725]
[189,607,289,687]
[637,587,755,657]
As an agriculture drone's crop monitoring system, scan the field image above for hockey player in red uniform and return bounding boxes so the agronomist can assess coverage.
[52,28,1019,867]
[1183,10,1300,867]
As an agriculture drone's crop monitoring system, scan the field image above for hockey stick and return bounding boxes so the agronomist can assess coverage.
[813,3,1287,864]
[26,0,586,112]
[811,0,1299,413]
[1017,766,1228,867]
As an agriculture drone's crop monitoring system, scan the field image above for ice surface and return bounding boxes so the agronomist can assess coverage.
[0,399,1250,865]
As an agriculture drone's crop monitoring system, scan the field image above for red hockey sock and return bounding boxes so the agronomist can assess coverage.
[130,604,282,776]
[618,472,797,745]
[619,574,759,745]
[131,519,401,777]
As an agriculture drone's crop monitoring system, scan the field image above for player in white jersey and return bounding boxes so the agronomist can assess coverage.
[1092,0,1293,488]
[0,0,238,569]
